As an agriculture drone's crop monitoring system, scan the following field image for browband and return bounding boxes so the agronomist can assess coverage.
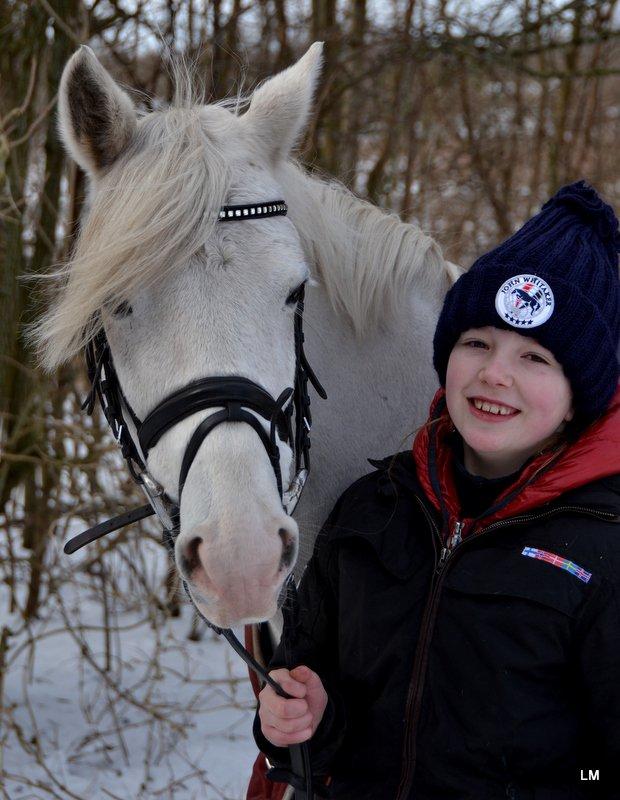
[219,200,287,221]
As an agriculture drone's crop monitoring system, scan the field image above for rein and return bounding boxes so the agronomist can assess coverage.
[64,199,327,800]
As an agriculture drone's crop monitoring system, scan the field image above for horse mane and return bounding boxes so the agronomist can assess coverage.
[277,161,456,337]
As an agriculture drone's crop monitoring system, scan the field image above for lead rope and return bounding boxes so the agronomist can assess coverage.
[219,624,314,800]
[160,529,316,800]
[280,579,315,800]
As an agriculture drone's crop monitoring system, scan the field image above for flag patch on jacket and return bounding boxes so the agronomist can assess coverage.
[521,546,591,583]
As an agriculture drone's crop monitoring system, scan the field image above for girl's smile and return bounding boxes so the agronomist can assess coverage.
[446,327,574,478]
[467,396,520,421]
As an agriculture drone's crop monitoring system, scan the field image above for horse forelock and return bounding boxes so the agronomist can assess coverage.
[34,102,234,370]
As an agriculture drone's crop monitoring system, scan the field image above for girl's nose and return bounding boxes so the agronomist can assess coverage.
[478,357,514,387]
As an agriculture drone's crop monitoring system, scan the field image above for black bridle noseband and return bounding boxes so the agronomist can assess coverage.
[64,199,327,799]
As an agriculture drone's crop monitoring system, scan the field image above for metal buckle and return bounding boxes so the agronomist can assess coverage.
[282,468,308,516]
[140,470,176,532]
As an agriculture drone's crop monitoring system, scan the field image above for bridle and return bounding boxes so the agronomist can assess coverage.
[65,198,326,550]
[63,198,327,799]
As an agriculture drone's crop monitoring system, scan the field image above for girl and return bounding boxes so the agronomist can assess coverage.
[253,181,620,800]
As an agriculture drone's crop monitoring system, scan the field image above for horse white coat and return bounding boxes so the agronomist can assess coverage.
[37,43,460,628]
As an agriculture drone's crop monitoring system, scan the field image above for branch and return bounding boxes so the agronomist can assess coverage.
[508,29,620,58]
[1,57,38,133]
[9,94,58,150]
[516,65,620,79]
[36,0,83,45]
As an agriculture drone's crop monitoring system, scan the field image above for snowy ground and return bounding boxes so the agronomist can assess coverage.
[1,531,260,800]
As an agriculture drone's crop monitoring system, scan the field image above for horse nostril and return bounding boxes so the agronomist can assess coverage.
[180,536,203,576]
[278,527,296,571]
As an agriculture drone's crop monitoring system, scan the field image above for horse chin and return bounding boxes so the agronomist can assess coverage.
[187,584,280,629]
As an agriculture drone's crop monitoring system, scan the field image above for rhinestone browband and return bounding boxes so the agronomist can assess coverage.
[218,200,287,222]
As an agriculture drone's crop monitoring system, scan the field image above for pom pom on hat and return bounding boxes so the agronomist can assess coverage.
[433,181,620,424]
[542,180,620,261]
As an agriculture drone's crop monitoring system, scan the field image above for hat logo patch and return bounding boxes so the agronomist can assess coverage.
[495,274,554,328]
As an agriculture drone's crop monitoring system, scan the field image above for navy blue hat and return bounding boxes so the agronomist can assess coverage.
[433,181,620,423]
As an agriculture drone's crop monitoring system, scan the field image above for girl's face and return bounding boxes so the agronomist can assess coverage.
[445,326,573,478]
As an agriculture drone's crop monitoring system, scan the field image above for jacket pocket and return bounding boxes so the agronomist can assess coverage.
[444,544,599,619]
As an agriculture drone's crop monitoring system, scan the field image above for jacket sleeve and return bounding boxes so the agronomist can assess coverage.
[576,573,620,797]
[253,496,348,779]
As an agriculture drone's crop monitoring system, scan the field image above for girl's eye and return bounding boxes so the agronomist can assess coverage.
[524,353,549,365]
[463,339,488,349]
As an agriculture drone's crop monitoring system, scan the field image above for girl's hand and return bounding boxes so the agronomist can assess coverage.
[258,665,328,746]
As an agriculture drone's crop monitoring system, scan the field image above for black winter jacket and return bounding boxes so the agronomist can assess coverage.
[254,392,620,800]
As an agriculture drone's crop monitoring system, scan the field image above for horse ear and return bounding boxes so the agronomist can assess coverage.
[244,42,323,162]
[58,46,137,176]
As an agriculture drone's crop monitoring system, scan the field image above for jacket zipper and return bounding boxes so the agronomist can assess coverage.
[394,503,617,800]
[395,499,448,800]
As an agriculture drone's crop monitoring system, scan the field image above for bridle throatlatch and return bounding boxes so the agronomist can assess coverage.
[64,199,327,800]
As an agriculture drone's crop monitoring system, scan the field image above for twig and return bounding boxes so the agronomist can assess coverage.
[1,57,38,132]
[10,94,58,150]
[35,0,83,45]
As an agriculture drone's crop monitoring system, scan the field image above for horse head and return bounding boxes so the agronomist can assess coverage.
[39,44,324,628]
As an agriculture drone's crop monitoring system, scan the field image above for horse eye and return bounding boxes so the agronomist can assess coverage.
[113,301,133,317]
[286,282,306,306]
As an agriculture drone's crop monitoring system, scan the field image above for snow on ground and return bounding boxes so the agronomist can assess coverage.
[2,533,261,800]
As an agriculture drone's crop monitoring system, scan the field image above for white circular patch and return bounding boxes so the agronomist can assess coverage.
[494,274,554,328]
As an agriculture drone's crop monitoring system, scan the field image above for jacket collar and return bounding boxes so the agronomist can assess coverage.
[413,385,620,535]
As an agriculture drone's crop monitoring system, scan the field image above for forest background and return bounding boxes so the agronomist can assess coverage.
[1,0,619,798]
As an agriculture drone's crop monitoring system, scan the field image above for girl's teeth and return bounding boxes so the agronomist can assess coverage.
[473,399,514,416]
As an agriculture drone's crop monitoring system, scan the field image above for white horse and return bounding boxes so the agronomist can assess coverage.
[35,43,460,629]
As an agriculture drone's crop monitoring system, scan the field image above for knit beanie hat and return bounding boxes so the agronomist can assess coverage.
[433,181,620,423]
